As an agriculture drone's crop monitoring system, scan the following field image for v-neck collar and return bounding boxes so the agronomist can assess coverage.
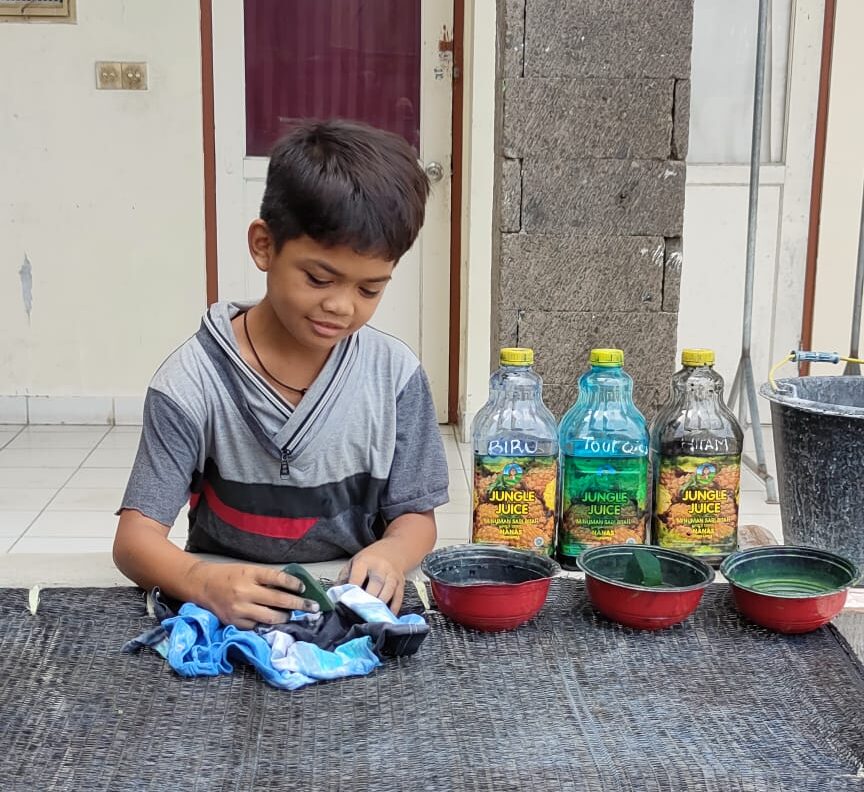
[202,302,359,455]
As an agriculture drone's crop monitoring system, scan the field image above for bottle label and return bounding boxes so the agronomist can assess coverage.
[472,455,557,554]
[559,455,649,557]
[654,454,740,556]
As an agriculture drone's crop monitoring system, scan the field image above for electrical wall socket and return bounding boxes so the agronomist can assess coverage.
[120,62,147,90]
[95,61,147,90]
[96,61,122,90]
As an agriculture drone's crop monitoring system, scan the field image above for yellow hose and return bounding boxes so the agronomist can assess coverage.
[769,352,864,391]
[768,353,795,391]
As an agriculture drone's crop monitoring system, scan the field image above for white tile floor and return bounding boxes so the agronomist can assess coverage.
[0,422,783,557]
[0,424,189,556]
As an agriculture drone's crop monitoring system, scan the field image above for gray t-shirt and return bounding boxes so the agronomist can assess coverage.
[121,301,449,563]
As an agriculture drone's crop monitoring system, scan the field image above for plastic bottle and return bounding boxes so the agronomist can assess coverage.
[471,348,559,555]
[557,349,650,569]
[651,348,743,564]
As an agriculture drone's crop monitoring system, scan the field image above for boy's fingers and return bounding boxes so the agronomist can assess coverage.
[243,604,293,627]
[279,572,306,594]
[256,585,320,615]
[364,572,386,599]
[378,575,399,609]
[389,581,404,615]
[347,558,370,587]
[257,567,306,594]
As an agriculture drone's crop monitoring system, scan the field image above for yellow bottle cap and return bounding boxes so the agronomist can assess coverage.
[500,347,534,366]
[681,348,715,366]
[590,348,624,367]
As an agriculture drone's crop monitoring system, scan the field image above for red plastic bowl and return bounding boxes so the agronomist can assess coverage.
[727,586,848,634]
[720,546,861,634]
[421,545,560,631]
[577,545,715,630]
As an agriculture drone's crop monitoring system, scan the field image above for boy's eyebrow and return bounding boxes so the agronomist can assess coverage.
[305,259,393,283]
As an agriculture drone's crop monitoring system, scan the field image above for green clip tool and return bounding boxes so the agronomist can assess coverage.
[623,548,663,587]
[281,563,334,612]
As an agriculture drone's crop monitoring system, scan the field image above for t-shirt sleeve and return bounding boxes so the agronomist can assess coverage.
[380,366,450,521]
[119,387,202,527]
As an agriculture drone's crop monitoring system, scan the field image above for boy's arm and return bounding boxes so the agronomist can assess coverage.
[342,510,437,613]
[346,365,449,613]
[116,386,317,627]
[114,509,320,629]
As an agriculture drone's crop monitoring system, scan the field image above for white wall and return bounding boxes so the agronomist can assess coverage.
[678,0,823,400]
[679,167,785,389]
[0,0,205,423]
[456,0,496,442]
[811,0,864,369]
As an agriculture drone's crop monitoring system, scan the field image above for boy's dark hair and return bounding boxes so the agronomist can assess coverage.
[260,119,430,261]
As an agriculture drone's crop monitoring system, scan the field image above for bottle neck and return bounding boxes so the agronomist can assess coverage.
[476,363,556,447]
[581,365,633,404]
[681,364,724,404]
[490,365,541,402]
[560,364,646,452]
[656,364,742,441]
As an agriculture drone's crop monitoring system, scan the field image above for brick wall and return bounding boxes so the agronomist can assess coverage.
[496,0,693,418]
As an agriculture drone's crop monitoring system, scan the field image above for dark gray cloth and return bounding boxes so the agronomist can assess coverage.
[122,588,429,659]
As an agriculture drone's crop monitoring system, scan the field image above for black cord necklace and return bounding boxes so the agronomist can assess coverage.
[243,311,308,396]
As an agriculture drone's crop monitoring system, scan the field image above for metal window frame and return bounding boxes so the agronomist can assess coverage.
[0,0,74,20]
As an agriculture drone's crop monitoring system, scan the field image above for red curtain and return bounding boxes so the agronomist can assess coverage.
[244,0,422,156]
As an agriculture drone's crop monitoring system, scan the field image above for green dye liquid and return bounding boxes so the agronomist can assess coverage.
[743,577,837,596]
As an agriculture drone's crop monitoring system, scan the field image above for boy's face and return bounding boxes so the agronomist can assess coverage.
[248,222,395,351]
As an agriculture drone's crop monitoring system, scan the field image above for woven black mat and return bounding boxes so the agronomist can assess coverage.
[1,582,863,792]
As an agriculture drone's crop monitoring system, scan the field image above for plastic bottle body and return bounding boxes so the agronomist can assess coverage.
[651,354,743,565]
[557,355,650,570]
[471,351,559,555]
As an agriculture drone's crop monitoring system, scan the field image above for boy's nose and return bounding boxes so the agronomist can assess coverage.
[321,292,354,318]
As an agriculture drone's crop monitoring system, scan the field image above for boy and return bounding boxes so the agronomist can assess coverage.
[114,120,449,629]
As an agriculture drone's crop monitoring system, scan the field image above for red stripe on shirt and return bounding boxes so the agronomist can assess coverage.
[199,482,317,539]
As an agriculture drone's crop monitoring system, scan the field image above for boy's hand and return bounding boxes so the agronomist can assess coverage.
[189,562,321,630]
[338,511,437,614]
[339,542,406,614]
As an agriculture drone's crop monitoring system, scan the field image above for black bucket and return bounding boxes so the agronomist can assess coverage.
[760,377,864,567]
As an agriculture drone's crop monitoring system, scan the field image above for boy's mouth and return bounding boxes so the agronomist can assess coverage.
[308,318,347,338]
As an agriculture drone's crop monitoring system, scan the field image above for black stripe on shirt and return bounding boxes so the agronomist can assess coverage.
[201,458,387,518]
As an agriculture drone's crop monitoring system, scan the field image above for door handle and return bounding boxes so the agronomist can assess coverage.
[424,161,445,183]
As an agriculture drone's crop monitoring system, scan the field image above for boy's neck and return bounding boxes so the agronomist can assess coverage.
[232,300,333,404]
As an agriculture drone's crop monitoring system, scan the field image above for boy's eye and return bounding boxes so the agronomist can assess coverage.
[306,274,331,287]
[359,287,382,298]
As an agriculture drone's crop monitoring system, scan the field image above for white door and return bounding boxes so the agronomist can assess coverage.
[212,0,453,422]
[811,0,864,364]
[678,0,823,390]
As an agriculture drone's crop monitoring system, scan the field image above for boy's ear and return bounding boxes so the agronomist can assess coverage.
[248,219,276,272]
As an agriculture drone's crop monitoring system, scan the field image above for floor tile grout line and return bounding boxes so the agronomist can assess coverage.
[92,424,142,453]
[456,438,471,469]
[0,425,26,451]
[454,429,473,487]
[6,426,113,553]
